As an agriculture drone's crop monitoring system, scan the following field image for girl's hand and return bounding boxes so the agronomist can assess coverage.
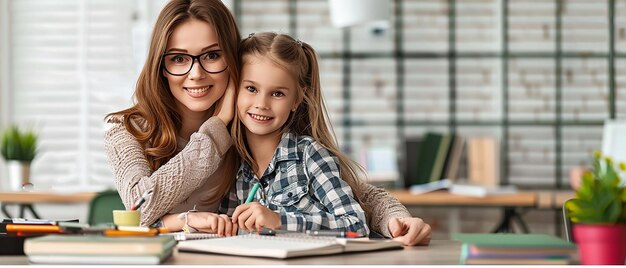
[231,202,281,231]
[388,217,432,246]
[188,212,238,237]
[214,77,236,125]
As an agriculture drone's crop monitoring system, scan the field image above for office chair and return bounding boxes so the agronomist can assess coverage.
[562,198,574,242]
[87,190,126,225]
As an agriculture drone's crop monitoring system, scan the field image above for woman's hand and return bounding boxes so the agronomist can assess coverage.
[388,217,432,246]
[231,202,281,231]
[214,77,236,125]
[188,212,238,237]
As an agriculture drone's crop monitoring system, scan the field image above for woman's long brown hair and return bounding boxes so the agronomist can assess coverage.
[106,0,240,204]
[231,32,370,215]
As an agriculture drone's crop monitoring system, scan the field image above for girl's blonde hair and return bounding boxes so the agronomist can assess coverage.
[106,0,240,204]
[232,32,368,208]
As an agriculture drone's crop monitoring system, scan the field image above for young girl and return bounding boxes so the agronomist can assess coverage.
[220,32,369,235]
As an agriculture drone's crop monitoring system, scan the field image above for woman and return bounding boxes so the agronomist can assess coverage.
[104,0,430,246]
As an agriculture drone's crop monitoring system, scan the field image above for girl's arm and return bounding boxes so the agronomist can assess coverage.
[353,182,412,237]
[279,142,369,236]
[104,116,231,226]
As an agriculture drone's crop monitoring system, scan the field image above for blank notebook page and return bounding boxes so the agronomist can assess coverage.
[178,234,343,258]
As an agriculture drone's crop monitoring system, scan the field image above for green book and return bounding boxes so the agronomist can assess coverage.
[429,133,452,182]
[26,249,174,265]
[414,132,442,185]
[452,233,576,249]
[403,138,423,188]
[24,234,177,255]
[24,234,176,264]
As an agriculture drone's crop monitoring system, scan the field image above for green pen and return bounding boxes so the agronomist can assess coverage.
[245,182,261,203]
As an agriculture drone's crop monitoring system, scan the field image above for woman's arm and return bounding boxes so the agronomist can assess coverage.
[355,182,411,237]
[355,183,431,246]
[161,211,237,236]
[104,116,231,226]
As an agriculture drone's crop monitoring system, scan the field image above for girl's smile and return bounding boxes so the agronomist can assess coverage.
[248,112,274,123]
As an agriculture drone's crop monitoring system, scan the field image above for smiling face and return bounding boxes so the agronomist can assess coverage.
[237,54,300,140]
[164,18,228,118]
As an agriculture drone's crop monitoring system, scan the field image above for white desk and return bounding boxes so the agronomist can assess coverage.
[388,189,575,233]
[0,191,97,219]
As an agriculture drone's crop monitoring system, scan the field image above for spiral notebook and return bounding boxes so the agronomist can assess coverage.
[161,232,221,241]
[178,233,403,259]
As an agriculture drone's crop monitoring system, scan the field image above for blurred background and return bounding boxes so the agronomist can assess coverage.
[0,0,625,238]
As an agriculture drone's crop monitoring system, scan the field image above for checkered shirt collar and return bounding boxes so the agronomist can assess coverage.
[237,132,301,183]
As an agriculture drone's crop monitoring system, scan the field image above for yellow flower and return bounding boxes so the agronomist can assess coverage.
[593,150,602,159]
[620,162,626,172]
[606,157,613,165]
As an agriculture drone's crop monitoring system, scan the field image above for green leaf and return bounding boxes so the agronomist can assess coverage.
[567,152,626,224]
[0,125,38,162]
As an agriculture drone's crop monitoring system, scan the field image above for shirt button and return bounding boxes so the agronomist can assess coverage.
[287,192,293,197]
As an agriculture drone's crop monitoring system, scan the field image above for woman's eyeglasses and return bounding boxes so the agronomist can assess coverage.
[161,50,227,76]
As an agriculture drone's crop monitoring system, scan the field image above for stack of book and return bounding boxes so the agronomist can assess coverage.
[24,234,176,264]
[404,132,466,187]
[1,218,79,255]
[453,233,577,265]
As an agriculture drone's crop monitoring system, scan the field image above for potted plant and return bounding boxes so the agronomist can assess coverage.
[566,151,626,265]
[0,125,38,191]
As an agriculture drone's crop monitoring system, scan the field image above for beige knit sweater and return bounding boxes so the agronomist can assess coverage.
[104,116,410,237]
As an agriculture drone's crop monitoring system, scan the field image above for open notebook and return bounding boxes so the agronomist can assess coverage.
[177,233,403,259]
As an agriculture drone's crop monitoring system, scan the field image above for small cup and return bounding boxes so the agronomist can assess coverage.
[112,210,141,226]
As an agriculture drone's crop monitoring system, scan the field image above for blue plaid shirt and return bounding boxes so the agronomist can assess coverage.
[219,132,369,236]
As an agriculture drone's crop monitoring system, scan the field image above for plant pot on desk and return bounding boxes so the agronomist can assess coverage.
[6,160,30,191]
[573,224,626,265]
[1,125,38,191]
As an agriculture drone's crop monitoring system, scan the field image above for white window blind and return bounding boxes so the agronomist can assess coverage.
[9,0,139,188]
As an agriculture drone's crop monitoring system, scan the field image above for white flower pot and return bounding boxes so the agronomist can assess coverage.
[7,160,31,191]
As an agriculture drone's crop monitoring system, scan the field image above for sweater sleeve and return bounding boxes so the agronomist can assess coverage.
[103,116,231,226]
[355,182,412,237]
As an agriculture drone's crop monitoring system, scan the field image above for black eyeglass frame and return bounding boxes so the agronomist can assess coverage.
[161,51,228,76]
